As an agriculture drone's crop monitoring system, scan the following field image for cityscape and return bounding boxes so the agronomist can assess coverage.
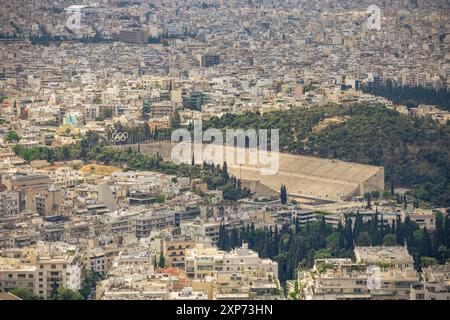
[0,0,449,304]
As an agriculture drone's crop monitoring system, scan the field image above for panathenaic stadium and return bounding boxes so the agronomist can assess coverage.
[136,142,384,202]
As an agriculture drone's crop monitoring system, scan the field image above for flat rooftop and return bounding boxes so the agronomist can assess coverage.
[354,246,414,265]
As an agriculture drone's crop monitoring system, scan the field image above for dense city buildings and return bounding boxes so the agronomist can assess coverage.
[0,0,449,303]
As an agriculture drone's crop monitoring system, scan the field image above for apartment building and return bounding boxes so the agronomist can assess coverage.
[299,258,373,300]
[299,246,420,300]
[32,187,62,217]
[201,55,220,68]
[185,243,278,280]
[26,244,82,299]
[119,29,147,44]
[2,174,50,212]
[162,237,195,269]
[215,270,281,300]
[410,263,450,300]
[134,211,175,238]
[181,220,221,244]
[0,243,82,299]
[0,191,20,216]
[0,259,38,296]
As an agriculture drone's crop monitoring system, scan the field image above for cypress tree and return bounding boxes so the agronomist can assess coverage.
[420,228,432,258]
[344,217,354,250]
[444,215,450,247]
[354,211,363,241]
[230,226,239,249]
[434,212,445,259]
[337,222,345,249]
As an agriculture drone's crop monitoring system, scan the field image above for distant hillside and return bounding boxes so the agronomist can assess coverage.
[203,104,450,207]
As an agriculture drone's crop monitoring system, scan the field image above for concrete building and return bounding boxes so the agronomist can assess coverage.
[134,211,175,238]
[299,246,420,300]
[0,242,82,299]
[410,263,450,300]
[185,243,278,280]
[162,237,195,269]
[0,191,20,216]
[2,174,51,212]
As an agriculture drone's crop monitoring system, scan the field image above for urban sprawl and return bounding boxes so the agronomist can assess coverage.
[0,0,449,301]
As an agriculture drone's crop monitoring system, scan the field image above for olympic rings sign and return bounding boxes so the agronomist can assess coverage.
[111,132,129,142]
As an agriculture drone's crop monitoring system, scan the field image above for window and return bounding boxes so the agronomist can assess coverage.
[51,265,56,269]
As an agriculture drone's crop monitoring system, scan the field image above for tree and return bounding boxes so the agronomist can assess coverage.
[51,287,84,300]
[222,161,229,181]
[444,215,450,247]
[4,131,21,142]
[155,194,165,203]
[371,190,380,199]
[383,234,397,246]
[103,108,113,119]
[230,226,239,249]
[80,270,103,299]
[353,211,363,242]
[280,185,287,205]
[337,222,346,248]
[8,288,39,300]
[434,212,445,257]
[420,228,432,258]
[356,231,371,246]
[344,217,354,250]
[364,192,372,208]
[218,223,230,251]
[158,252,166,268]
[420,256,438,267]
[170,110,181,129]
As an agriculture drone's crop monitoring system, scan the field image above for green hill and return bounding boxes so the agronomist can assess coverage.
[204,104,450,207]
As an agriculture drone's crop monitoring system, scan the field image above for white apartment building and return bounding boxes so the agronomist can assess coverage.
[299,247,420,300]
[185,243,278,280]
[0,242,82,299]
